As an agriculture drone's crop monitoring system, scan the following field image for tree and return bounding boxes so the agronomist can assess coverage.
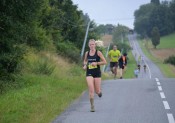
[105,24,114,34]
[149,4,174,36]
[134,4,155,37]
[95,24,114,35]
[95,24,106,35]
[151,27,160,48]
[170,0,175,31]
[112,24,129,44]
[0,0,49,80]
[134,1,174,37]
[151,0,160,5]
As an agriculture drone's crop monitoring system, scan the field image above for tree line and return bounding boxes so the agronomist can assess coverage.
[134,0,175,38]
[134,0,175,65]
[0,0,99,80]
[96,23,131,54]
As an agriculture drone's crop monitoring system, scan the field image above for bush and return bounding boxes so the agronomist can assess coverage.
[56,41,81,63]
[0,45,25,80]
[0,77,21,94]
[23,51,56,75]
[96,46,106,55]
[0,51,56,93]
[32,57,55,75]
[164,55,175,66]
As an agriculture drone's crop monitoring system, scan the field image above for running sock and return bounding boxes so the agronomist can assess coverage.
[90,98,95,112]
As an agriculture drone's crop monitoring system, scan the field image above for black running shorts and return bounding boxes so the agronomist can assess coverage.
[110,62,118,68]
[86,70,101,78]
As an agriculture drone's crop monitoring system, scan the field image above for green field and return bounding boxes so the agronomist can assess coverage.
[158,32,175,49]
[143,32,175,49]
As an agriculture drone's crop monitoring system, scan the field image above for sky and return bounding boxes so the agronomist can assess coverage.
[71,0,168,29]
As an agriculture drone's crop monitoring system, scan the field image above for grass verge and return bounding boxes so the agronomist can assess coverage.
[0,51,86,123]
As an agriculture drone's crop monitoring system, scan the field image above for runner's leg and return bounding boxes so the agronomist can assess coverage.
[114,62,118,78]
[94,78,102,97]
[86,76,95,98]
[113,66,116,79]
[86,76,95,112]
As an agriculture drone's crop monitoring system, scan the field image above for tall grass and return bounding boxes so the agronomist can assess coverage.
[0,51,86,123]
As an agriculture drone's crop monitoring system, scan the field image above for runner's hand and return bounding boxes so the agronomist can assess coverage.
[83,65,87,70]
[91,62,97,66]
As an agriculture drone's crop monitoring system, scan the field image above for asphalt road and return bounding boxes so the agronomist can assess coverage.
[53,78,175,123]
[53,34,175,123]
[128,34,164,79]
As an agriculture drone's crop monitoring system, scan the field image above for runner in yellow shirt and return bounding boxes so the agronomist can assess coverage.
[108,45,121,79]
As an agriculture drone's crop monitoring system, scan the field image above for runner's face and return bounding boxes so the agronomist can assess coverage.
[113,46,117,50]
[89,41,96,50]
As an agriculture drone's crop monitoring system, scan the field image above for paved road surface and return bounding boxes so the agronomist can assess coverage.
[53,34,175,123]
[128,34,164,79]
[53,78,175,123]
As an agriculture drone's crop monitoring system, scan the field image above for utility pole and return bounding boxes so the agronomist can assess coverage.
[80,21,91,59]
[121,33,124,54]
[102,43,111,72]
[121,33,123,43]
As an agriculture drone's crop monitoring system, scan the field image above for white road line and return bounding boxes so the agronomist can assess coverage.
[158,86,163,91]
[163,101,170,109]
[148,65,151,79]
[160,92,166,98]
[157,82,161,85]
[155,79,174,123]
[155,78,159,82]
[167,114,175,123]
[145,62,151,79]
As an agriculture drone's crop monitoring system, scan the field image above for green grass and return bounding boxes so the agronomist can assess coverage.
[0,49,112,123]
[0,52,86,123]
[158,32,175,49]
[138,39,175,78]
[0,74,86,123]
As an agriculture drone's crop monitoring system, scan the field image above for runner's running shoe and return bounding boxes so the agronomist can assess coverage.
[98,92,102,97]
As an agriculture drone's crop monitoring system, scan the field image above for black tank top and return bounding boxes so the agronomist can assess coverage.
[87,50,100,71]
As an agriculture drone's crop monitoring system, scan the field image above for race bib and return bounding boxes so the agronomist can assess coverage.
[88,64,97,69]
